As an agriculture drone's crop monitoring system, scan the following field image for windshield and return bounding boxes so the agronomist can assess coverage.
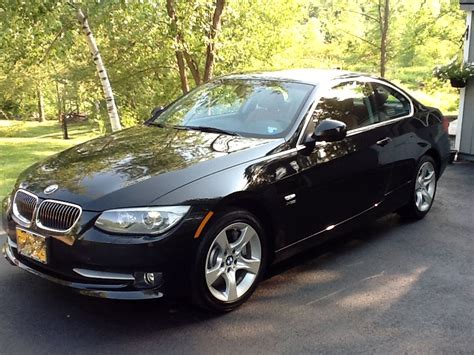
[152,79,314,138]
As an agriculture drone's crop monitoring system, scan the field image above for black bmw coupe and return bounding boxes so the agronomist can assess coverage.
[2,69,450,311]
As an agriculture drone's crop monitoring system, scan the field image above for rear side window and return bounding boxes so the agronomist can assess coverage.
[371,83,411,121]
[312,81,377,131]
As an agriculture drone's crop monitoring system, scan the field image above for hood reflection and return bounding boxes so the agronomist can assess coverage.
[17,125,277,205]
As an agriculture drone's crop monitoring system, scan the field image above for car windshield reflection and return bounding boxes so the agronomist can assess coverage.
[152,79,314,138]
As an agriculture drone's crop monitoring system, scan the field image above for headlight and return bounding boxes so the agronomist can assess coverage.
[95,206,190,235]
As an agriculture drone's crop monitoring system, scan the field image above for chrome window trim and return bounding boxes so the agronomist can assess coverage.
[346,116,407,137]
[12,189,39,228]
[35,199,82,234]
[296,76,415,146]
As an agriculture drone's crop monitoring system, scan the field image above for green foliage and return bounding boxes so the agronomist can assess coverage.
[0,0,467,128]
[0,0,466,201]
[433,57,474,81]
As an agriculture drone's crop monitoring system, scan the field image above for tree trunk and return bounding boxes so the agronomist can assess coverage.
[176,51,189,94]
[37,87,45,122]
[76,7,122,131]
[55,81,62,122]
[166,0,226,88]
[166,0,190,94]
[379,0,390,78]
[184,51,201,86]
[62,115,69,140]
[203,0,226,83]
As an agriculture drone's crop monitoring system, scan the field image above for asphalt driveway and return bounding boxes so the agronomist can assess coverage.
[0,162,473,354]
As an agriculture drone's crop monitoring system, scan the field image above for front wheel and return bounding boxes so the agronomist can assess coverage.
[398,156,437,220]
[192,209,266,312]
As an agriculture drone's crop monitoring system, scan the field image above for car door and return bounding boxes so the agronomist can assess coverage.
[369,80,415,195]
[280,79,395,246]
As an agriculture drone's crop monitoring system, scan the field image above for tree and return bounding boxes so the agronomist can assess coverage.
[166,0,190,94]
[0,0,467,128]
[75,6,122,131]
[344,0,393,77]
[203,0,225,82]
[165,0,226,94]
[378,0,390,78]
[37,87,45,122]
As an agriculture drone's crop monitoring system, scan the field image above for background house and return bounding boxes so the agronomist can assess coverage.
[458,0,474,160]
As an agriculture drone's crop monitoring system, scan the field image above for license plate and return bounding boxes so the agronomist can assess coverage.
[16,228,48,264]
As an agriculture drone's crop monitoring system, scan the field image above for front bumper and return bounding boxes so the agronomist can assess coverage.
[1,204,205,300]
[2,240,163,300]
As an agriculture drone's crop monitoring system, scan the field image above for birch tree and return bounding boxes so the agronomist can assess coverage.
[75,6,122,131]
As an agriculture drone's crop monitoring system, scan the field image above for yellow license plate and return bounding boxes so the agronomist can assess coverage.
[16,228,48,264]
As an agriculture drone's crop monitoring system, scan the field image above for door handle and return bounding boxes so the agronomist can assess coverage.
[376,137,392,147]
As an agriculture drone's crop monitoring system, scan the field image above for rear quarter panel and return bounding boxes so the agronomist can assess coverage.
[413,105,450,176]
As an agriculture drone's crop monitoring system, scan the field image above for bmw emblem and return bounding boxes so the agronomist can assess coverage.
[44,184,59,195]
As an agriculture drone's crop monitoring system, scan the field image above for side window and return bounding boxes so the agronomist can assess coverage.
[371,83,411,121]
[312,81,377,131]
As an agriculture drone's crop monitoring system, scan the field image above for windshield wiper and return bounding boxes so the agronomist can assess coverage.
[147,123,240,137]
[174,125,241,136]
[146,121,168,128]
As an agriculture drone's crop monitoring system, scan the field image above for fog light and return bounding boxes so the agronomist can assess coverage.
[133,272,163,289]
[144,272,155,285]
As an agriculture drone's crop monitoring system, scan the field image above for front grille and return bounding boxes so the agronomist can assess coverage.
[36,200,82,232]
[13,190,38,225]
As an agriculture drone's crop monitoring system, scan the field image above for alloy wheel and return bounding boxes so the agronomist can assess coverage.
[415,161,436,212]
[205,222,262,302]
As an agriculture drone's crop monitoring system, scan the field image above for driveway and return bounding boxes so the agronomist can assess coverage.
[0,163,473,354]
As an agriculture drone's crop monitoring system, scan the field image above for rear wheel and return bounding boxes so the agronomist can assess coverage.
[192,209,266,312]
[398,155,437,220]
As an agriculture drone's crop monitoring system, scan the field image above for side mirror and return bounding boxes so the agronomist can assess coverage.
[150,106,165,118]
[313,119,347,142]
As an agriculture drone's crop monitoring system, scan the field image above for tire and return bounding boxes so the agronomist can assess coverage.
[191,209,267,312]
[449,151,456,164]
[397,155,437,220]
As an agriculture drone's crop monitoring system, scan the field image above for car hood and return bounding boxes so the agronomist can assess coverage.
[15,125,283,211]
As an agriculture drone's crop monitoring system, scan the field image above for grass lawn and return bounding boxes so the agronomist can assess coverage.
[0,120,101,201]
[409,89,459,115]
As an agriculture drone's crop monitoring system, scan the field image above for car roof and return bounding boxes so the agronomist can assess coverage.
[220,69,368,86]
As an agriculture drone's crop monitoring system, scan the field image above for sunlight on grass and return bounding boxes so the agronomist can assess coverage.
[410,89,459,115]
[0,120,101,200]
